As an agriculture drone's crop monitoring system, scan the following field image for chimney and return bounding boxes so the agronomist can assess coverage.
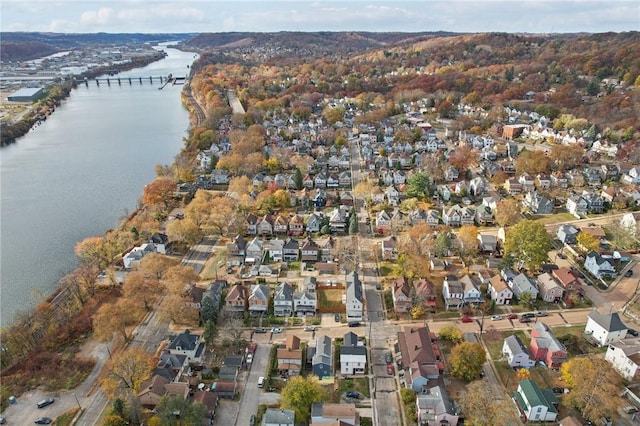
[415,345,420,351]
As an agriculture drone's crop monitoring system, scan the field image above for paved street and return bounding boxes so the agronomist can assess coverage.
[235,343,271,425]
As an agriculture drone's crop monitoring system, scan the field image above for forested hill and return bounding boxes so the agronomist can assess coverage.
[0,32,193,61]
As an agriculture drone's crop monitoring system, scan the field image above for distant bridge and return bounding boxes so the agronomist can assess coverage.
[75,74,188,90]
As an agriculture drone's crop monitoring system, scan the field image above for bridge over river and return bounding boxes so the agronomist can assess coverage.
[76,74,188,90]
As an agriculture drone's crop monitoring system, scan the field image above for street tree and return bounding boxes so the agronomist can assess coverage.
[449,146,477,173]
[158,293,199,326]
[281,376,323,424]
[293,167,303,190]
[123,271,158,311]
[438,325,463,343]
[504,220,551,271]
[406,172,432,200]
[577,232,600,253]
[93,299,142,342]
[162,265,199,295]
[549,144,584,171]
[139,253,179,280]
[353,180,374,201]
[459,381,517,426]
[152,395,207,425]
[101,347,155,399]
[166,217,203,246]
[449,342,486,381]
[101,416,128,426]
[495,199,522,227]
[561,356,622,422]
[518,292,534,308]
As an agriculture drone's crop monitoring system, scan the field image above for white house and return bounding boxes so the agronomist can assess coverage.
[416,385,459,426]
[293,291,317,316]
[584,251,616,280]
[513,379,559,422]
[340,332,367,375]
[584,311,628,347]
[123,243,158,269]
[503,335,535,369]
[345,272,364,323]
[488,275,513,305]
[605,338,640,381]
[274,282,294,317]
[442,277,464,310]
[509,273,539,300]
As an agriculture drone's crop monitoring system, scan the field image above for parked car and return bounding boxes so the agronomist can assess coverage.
[623,405,638,414]
[346,391,361,399]
[271,327,282,334]
[250,414,256,426]
[521,313,535,319]
[348,321,360,327]
[385,352,393,363]
[557,253,567,259]
[37,398,55,409]
[0,417,5,424]
[507,313,518,320]
[461,316,474,323]
[625,270,634,277]
[491,315,503,321]
[334,313,341,322]
[552,387,566,394]
[304,326,316,332]
[519,317,532,323]
[35,419,52,425]
[387,364,394,375]
[628,328,639,337]
[535,311,548,317]
[254,328,267,334]
[246,354,253,364]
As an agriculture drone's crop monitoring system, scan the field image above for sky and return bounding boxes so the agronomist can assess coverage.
[1,0,639,34]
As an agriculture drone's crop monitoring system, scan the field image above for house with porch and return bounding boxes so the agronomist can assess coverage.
[392,276,412,313]
[584,311,628,347]
[605,338,640,381]
[274,282,294,317]
[248,284,270,316]
[442,277,464,310]
[537,273,564,303]
[414,278,438,312]
[340,332,367,376]
[513,379,559,422]
[584,252,616,280]
[225,283,249,312]
[345,272,364,323]
[277,335,302,377]
[397,325,444,393]
[529,322,568,368]
[416,385,459,426]
[503,335,535,369]
[488,275,513,305]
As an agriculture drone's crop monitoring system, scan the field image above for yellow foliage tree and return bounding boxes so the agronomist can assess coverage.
[515,368,531,381]
[101,347,155,400]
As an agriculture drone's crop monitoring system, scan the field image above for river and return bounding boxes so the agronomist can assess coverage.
[0,45,197,326]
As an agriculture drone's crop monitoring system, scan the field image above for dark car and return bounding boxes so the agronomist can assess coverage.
[37,397,55,409]
[519,317,532,323]
[0,417,5,424]
[250,414,256,426]
[552,387,566,394]
[348,321,360,327]
[625,269,634,277]
[521,313,535,319]
[334,313,341,322]
[507,313,518,320]
[557,253,567,259]
[346,391,361,399]
[35,418,52,425]
[628,329,639,337]
[385,352,393,363]
[254,328,267,334]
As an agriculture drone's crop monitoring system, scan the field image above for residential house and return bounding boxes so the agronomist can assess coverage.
[460,275,483,304]
[245,237,264,263]
[192,390,218,424]
[248,284,270,316]
[376,210,392,232]
[566,195,589,218]
[605,338,640,381]
[442,205,462,227]
[386,186,400,206]
[509,273,539,300]
[340,332,367,375]
[266,238,284,262]
[277,335,302,376]
[138,375,190,409]
[416,385,459,426]
[293,290,317,317]
[274,282,294,317]
[273,214,289,235]
[469,176,487,196]
[475,204,495,225]
[312,335,333,378]
[301,237,319,262]
[283,238,300,262]
[557,224,579,245]
[488,275,513,305]
[513,379,559,422]
[518,173,536,192]
[246,214,259,235]
[381,236,398,260]
[345,272,364,323]
[123,243,158,269]
[584,251,616,280]
[392,277,412,313]
[536,173,551,190]
[306,213,323,233]
[258,214,275,236]
[537,273,564,303]
[288,214,305,236]
[227,235,247,257]
[318,237,336,262]
[622,166,640,185]
[397,326,443,393]
[445,166,459,181]
[263,408,295,426]
[414,278,438,312]
[478,233,498,253]
[524,191,554,215]
[167,329,205,363]
[310,403,358,426]
[442,277,464,310]
[328,208,348,233]
[584,311,628,347]
[503,335,535,369]
[552,267,582,295]
[504,178,523,195]
[529,322,568,368]
[225,284,248,312]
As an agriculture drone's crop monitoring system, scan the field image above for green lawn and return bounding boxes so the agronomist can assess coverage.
[337,377,371,398]
[531,212,576,225]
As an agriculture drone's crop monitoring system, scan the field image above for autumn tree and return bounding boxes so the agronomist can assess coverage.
[549,144,585,171]
[438,325,463,343]
[162,265,199,295]
[515,368,531,381]
[123,271,159,311]
[228,176,253,197]
[433,232,451,258]
[322,105,345,125]
[459,381,517,426]
[516,150,551,175]
[142,177,176,209]
[185,190,236,235]
[449,146,477,173]
[281,376,323,424]
[76,232,133,270]
[166,217,203,246]
[504,220,551,271]
[458,225,479,264]
[101,415,128,426]
[93,299,143,342]
[139,253,178,280]
[101,347,155,399]
[561,356,622,422]
[495,198,522,227]
[353,180,375,201]
[449,342,486,381]
[577,232,600,253]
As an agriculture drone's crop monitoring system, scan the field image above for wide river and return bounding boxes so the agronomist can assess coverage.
[0,45,197,326]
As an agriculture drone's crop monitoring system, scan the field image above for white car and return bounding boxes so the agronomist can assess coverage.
[271,327,282,334]
[491,315,503,321]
